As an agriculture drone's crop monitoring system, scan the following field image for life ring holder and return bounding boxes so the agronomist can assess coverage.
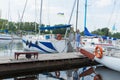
[55,71,60,78]
[94,45,103,59]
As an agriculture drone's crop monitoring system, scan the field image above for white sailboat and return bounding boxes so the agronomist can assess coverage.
[22,25,71,53]
[80,45,120,72]
[22,0,72,53]
[78,0,120,72]
[0,32,21,47]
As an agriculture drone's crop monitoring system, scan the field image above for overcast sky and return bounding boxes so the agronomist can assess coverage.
[0,0,120,32]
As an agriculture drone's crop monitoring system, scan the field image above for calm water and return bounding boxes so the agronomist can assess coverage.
[1,40,120,80]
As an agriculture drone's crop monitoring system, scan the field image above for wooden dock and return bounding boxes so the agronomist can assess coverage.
[0,52,99,78]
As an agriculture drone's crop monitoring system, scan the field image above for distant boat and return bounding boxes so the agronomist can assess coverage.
[80,45,120,72]
[0,34,12,47]
[0,33,21,47]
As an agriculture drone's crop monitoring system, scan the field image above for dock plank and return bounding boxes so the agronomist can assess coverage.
[0,52,84,64]
[0,52,99,78]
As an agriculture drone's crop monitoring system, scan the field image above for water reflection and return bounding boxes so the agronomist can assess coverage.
[14,75,38,80]
[0,39,23,56]
[79,66,120,80]
[3,66,120,80]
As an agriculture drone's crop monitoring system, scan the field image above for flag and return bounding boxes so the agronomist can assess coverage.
[57,12,64,16]
[112,24,116,31]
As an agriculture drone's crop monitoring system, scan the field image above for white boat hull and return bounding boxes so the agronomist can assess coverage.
[95,56,120,72]
[22,37,68,53]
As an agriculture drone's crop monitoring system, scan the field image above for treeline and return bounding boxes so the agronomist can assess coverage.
[0,18,120,38]
[0,19,66,35]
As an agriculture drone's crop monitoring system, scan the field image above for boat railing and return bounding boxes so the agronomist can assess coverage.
[104,47,120,58]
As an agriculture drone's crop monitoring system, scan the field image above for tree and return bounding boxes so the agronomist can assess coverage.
[92,27,111,36]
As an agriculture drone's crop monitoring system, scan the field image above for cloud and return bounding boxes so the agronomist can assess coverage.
[94,0,113,8]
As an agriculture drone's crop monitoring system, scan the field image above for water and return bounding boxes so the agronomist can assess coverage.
[1,40,120,80]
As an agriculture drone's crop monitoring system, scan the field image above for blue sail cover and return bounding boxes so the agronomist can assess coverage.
[84,27,97,36]
[40,24,71,31]
[0,29,9,34]
[102,36,117,40]
[84,27,117,40]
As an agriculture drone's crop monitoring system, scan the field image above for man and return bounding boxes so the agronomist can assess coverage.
[75,29,81,52]
[67,27,75,52]
[68,27,74,42]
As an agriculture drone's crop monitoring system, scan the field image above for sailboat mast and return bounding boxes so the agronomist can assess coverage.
[64,0,77,38]
[34,0,37,33]
[84,0,87,30]
[75,0,79,31]
[39,0,43,35]
[7,0,10,30]
[19,0,28,30]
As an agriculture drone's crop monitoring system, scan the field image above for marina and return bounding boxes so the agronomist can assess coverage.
[0,0,120,79]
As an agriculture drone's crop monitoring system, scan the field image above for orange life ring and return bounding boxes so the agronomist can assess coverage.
[55,71,60,78]
[94,45,103,59]
[56,34,62,40]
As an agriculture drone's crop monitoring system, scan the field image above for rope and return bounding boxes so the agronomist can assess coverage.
[20,0,28,22]
[107,0,117,27]
[64,0,77,39]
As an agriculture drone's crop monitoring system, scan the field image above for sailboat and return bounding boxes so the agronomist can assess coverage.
[0,32,13,47]
[22,25,71,53]
[0,19,21,47]
[81,0,119,50]
[80,45,120,72]
[22,0,72,53]
[78,0,120,72]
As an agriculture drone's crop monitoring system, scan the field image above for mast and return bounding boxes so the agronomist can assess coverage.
[64,0,77,38]
[84,0,87,33]
[0,9,1,19]
[19,0,28,30]
[35,0,37,33]
[75,0,79,31]
[7,0,10,30]
[39,0,43,35]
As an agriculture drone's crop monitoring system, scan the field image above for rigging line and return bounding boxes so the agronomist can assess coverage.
[107,0,117,27]
[76,0,80,31]
[39,0,43,35]
[19,0,28,30]
[7,0,10,29]
[111,0,120,32]
[68,0,77,24]
[20,0,28,22]
[35,0,37,33]
[114,0,120,25]
[64,0,77,38]
[47,0,50,26]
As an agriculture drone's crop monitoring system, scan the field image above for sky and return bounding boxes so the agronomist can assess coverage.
[0,0,120,32]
